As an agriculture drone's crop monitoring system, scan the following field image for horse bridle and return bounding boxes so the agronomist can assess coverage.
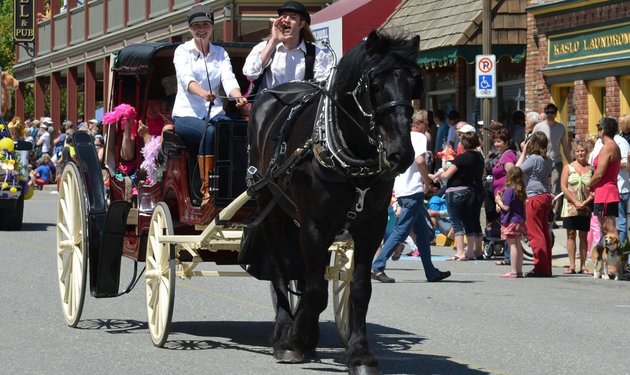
[347,67,414,137]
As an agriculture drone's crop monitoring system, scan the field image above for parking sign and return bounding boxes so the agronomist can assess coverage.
[475,55,496,98]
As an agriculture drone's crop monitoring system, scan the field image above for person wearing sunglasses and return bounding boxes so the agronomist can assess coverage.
[532,103,572,223]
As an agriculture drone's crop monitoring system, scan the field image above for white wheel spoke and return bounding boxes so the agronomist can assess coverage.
[58,222,72,243]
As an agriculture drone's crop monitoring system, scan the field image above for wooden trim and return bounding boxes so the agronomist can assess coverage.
[85,62,97,121]
[587,79,607,134]
[51,72,62,127]
[621,76,630,117]
[67,67,78,124]
[527,0,611,16]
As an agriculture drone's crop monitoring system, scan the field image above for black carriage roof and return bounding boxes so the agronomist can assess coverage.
[112,41,256,75]
[112,43,178,74]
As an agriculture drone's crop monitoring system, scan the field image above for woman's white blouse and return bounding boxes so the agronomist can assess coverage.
[172,40,240,120]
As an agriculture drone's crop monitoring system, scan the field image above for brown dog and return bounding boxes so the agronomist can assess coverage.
[592,233,623,280]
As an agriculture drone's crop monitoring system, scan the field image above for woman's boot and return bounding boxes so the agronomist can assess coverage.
[197,155,214,206]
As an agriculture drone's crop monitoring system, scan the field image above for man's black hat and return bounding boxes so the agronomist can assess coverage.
[277,1,311,24]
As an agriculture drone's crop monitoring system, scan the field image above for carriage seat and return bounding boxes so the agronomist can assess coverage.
[161,129,187,155]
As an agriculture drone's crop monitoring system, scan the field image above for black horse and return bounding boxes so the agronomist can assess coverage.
[245,31,419,374]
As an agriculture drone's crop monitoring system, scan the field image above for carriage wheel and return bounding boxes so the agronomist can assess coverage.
[270,279,301,316]
[145,202,176,348]
[56,163,88,327]
[331,245,354,345]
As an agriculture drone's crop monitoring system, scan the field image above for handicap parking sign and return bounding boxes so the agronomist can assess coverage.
[475,55,496,98]
[479,75,493,90]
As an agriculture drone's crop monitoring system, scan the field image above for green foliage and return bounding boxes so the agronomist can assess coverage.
[0,0,15,72]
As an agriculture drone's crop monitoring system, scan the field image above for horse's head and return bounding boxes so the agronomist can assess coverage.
[337,31,420,176]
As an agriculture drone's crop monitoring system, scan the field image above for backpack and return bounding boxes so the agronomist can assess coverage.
[250,42,316,96]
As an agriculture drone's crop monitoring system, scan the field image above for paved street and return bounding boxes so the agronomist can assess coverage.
[1,186,629,375]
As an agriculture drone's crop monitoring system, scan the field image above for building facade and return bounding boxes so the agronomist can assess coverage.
[526,0,630,140]
[382,0,528,128]
[12,0,330,125]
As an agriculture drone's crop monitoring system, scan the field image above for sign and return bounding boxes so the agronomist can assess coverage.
[548,21,630,66]
[14,0,35,43]
[475,54,496,98]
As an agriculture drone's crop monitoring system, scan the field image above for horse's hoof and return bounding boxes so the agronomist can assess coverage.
[349,365,380,375]
[273,349,304,363]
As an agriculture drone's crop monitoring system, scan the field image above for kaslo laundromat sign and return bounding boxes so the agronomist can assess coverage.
[14,0,35,43]
[548,21,630,66]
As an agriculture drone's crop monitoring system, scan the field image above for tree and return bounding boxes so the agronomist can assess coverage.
[0,0,15,72]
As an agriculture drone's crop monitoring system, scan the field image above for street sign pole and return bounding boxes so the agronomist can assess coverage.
[481,0,492,154]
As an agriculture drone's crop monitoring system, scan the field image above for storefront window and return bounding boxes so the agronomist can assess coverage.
[588,79,606,134]
[550,84,576,141]
[424,69,456,115]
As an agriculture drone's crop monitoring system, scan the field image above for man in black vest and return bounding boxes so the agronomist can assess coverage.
[243,1,331,93]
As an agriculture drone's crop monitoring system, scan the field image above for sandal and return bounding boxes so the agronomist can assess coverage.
[495,260,510,266]
[500,271,523,278]
[446,255,467,261]
[563,268,576,275]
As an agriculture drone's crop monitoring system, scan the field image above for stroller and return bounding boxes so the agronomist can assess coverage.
[483,218,505,259]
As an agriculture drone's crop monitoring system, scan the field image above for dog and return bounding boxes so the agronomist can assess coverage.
[592,233,623,280]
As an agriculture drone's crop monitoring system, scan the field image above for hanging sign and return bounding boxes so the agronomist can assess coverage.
[14,0,35,43]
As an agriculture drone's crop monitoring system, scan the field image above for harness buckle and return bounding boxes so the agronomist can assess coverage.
[247,166,258,176]
[346,211,357,220]
[280,142,287,155]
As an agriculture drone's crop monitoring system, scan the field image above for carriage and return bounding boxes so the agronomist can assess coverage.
[55,42,354,348]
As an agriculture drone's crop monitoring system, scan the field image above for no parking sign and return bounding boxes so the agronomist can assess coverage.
[475,55,496,98]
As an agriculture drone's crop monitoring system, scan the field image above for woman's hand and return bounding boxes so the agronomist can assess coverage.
[137,120,148,138]
[235,96,248,108]
[203,91,216,102]
[270,18,286,44]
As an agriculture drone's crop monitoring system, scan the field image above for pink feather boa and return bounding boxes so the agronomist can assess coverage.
[102,103,137,125]
[140,136,162,182]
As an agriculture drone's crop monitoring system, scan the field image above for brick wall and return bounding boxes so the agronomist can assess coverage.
[526,0,630,137]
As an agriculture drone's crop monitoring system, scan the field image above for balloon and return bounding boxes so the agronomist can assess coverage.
[0,137,14,152]
[24,185,34,200]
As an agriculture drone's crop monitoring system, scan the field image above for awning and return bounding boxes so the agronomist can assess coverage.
[417,45,526,69]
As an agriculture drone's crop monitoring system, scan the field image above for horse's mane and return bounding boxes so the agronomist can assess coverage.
[333,32,419,96]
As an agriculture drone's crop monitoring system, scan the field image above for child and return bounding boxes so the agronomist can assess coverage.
[495,167,526,278]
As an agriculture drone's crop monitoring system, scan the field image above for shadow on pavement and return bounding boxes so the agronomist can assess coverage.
[74,318,491,374]
[20,222,56,231]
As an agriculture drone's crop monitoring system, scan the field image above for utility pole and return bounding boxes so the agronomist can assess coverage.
[482,0,492,154]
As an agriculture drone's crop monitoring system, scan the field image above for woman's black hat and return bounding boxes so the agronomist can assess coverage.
[277,1,311,24]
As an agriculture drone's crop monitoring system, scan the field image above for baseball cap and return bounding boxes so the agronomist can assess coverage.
[62,120,73,127]
[478,120,504,132]
[42,117,53,124]
[457,124,476,134]
[187,4,213,25]
[88,119,98,124]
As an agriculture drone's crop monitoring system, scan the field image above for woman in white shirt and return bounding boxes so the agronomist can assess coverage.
[242,1,331,92]
[172,5,247,205]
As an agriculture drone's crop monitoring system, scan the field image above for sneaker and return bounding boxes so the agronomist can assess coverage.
[371,271,395,283]
[428,270,451,282]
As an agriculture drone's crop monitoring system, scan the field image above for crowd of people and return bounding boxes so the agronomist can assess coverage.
[371,102,630,282]
[5,115,101,191]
